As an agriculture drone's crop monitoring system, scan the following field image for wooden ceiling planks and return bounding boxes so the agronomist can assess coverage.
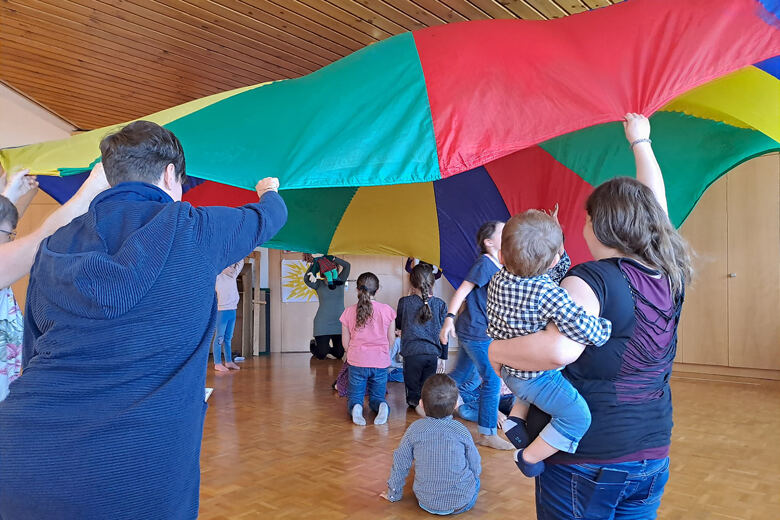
[0,0,618,130]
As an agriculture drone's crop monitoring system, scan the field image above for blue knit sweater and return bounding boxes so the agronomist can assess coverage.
[0,182,287,519]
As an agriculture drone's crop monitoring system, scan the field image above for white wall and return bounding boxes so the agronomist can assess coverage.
[0,82,75,147]
[1,82,76,307]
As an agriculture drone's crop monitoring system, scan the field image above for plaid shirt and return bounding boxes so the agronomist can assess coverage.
[387,416,481,511]
[487,252,612,379]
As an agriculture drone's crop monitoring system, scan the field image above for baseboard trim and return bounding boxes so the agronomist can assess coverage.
[673,362,780,381]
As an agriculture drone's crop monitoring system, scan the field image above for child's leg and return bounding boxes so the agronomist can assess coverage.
[403,356,424,407]
[367,368,389,413]
[213,311,228,369]
[368,368,390,425]
[513,371,592,476]
[509,399,530,420]
[223,310,239,369]
[347,366,369,425]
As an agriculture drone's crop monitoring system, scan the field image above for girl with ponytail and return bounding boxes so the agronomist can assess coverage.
[396,264,449,415]
[339,272,397,426]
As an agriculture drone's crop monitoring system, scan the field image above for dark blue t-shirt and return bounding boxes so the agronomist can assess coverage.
[455,254,501,342]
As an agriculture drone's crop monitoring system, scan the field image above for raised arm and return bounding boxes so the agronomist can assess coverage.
[488,276,599,371]
[194,178,287,273]
[303,261,321,290]
[334,256,351,282]
[439,280,475,344]
[2,167,39,218]
[0,163,108,288]
[624,113,667,215]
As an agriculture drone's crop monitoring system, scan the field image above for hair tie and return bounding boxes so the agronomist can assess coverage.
[357,285,367,291]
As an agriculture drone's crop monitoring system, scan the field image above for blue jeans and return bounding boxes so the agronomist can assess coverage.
[387,367,404,383]
[419,479,480,516]
[502,368,591,453]
[536,458,670,519]
[213,310,237,364]
[347,366,388,413]
[448,338,501,435]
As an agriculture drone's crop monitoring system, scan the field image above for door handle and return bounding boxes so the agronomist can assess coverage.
[728,273,737,278]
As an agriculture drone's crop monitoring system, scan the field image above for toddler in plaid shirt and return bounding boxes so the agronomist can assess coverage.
[487,209,612,477]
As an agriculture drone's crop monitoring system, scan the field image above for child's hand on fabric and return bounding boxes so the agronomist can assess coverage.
[437,359,446,373]
[255,177,280,197]
[623,113,650,143]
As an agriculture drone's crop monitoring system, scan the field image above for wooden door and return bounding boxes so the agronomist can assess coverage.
[727,155,780,369]
[678,175,729,366]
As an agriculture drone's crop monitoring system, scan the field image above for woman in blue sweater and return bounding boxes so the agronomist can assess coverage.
[0,121,288,520]
[490,114,692,519]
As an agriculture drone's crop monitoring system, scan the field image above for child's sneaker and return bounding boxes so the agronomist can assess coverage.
[351,404,366,426]
[503,416,530,449]
[514,449,545,477]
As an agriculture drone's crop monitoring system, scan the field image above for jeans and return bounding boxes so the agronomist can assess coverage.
[213,310,237,364]
[536,458,670,519]
[502,368,591,453]
[419,480,480,516]
[347,366,388,413]
[387,367,404,383]
[403,354,438,407]
[448,338,501,435]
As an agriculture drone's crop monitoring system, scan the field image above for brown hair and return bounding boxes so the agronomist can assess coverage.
[421,374,459,419]
[410,263,436,323]
[100,120,186,187]
[586,177,692,295]
[476,221,503,255]
[501,210,563,277]
[0,195,19,230]
[355,272,379,329]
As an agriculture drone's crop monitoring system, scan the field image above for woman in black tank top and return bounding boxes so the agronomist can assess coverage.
[490,114,693,520]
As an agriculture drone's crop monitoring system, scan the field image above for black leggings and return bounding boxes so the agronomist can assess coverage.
[311,335,344,360]
[403,354,438,407]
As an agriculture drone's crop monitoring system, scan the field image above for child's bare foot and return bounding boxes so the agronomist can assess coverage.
[225,362,240,370]
[214,364,229,373]
[477,434,514,450]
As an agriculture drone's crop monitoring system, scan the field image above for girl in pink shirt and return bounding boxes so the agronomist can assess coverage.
[340,272,396,426]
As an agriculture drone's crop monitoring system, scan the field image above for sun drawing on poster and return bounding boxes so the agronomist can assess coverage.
[281,260,318,303]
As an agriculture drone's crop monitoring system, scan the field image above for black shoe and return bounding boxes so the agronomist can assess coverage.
[503,416,530,449]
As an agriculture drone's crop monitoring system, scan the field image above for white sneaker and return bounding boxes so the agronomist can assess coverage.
[351,404,366,426]
[375,403,389,425]
[326,353,337,360]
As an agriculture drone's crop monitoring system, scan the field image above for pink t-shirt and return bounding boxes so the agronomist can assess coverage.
[340,301,396,369]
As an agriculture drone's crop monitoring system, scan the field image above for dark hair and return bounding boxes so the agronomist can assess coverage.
[99,120,187,187]
[586,177,692,295]
[0,195,19,230]
[476,220,503,255]
[502,210,563,277]
[422,374,459,419]
[410,263,436,324]
[355,272,379,329]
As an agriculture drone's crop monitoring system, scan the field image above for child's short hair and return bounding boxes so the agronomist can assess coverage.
[421,374,459,419]
[502,210,563,278]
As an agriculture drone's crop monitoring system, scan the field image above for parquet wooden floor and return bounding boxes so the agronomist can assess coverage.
[200,354,780,519]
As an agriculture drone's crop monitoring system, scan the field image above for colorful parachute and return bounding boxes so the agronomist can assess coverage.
[2,0,779,285]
